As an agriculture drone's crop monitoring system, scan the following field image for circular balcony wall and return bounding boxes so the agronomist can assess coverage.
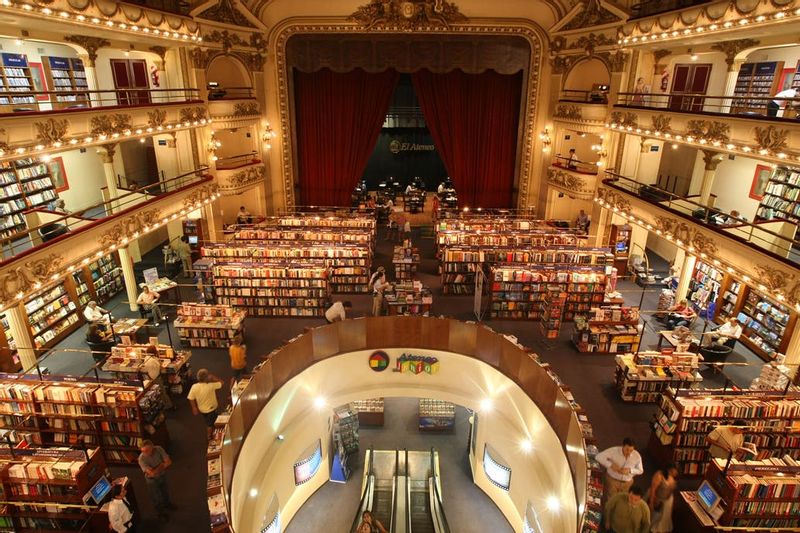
[220,317,593,533]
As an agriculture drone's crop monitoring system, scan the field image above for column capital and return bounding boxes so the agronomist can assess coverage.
[96,143,117,163]
[701,149,723,171]
[711,39,760,72]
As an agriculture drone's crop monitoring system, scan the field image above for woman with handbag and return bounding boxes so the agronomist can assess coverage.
[647,464,678,532]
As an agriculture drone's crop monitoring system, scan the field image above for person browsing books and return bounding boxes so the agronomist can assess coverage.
[325,300,352,324]
[142,345,173,410]
[229,337,247,382]
[596,437,644,500]
[188,368,223,440]
[707,421,757,461]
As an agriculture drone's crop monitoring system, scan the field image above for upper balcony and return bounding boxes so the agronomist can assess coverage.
[599,171,800,275]
[629,0,712,20]
[207,87,260,128]
[608,93,800,166]
[0,88,207,164]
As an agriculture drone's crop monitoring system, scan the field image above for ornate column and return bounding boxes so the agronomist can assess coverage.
[675,253,697,301]
[97,144,120,213]
[700,150,723,207]
[64,35,109,106]
[711,39,759,113]
[631,138,649,183]
[6,303,36,370]
[118,246,141,312]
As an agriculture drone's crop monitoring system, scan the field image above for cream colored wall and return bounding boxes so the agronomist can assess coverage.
[689,153,763,220]
[645,231,680,264]
[618,135,662,183]
[657,52,728,105]
[207,55,252,88]
[745,45,800,68]
[231,349,578,533]
[563,58,610,92]
[53,148,107,211]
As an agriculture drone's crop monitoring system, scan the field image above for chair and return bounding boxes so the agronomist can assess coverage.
[86,339,115,362]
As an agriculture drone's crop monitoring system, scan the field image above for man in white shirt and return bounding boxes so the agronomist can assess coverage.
[707,421,757,461]
[769,88,798,116]
[142,346,173,409]
[707,317,742,348]
[188,368,223,439]
[325,300,353,323]
[136,286,164,326]
[83,301,110,326]
[596,437,644,502]
[108,483,134,532]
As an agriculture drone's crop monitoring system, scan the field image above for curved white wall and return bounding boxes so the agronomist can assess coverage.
[230,348,578,533]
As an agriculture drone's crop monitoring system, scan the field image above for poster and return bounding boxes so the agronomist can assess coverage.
[47,157,68,192]
[143,267,159,284]
[749,164,772,200]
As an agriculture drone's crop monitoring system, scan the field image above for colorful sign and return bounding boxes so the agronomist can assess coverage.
[368,351,390,372]
[394,353,439,375]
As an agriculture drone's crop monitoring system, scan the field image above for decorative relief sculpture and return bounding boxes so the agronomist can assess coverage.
[90,114,132,136]
[548,167,589,193]
[596,187,632,212]
[349,0,467,30]
[182,184,219,209]
[0,254,64,303]
[554,104,582,120]
[34,119,69,145]
[147,109,167,129]
[651,115,671,134]
[686,120,730,144]
[233,102,259,116]
[64,35,110,67]
[229,165,265,188]
[754,125,789,153]
[179,107,209,123]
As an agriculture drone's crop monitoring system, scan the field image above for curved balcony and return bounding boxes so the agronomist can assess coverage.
[215,152,265,195]
[207,87,259,128]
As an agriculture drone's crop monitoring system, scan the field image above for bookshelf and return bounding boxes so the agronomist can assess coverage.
[210,262,329,317]
[755,166,800,226]
[649,389,800,477]
[331,405,358,482]
[23,283,80,351]
[87,254,124,305]
[540,289,566,340]
[235,227,374,249]
[418,399,455,432]
[383,281,432,316]
[0,446,117,532]
[393,241,419,281]
[208,407,234,532]
[732,61,785,114]
[435,230,586,255]
[717,277,744,320]
[614,351,702,403]
[0,158,57,240]
[72,271,91,309]
[352,398,384,427]
[723,285,796,361]
[0,375,170,465]
[688,261,723,315]
[0,53,35,109]
[0,315,18,372]
[102,343,191,395]
[202,242,371,294]
[41,56,89,109]
[572,305,641,354]
[175,303,245,348]
[702,456,800,528]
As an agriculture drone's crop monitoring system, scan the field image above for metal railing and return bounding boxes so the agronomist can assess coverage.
[552,155,600,175]
[630,0,711,19]
[207,86,255,100]
[0,166,211,263]
[215,152,261,170]
[559,89,609,104]
[616,92,800,120]
[0,88,201,115]
[603,171,800,266]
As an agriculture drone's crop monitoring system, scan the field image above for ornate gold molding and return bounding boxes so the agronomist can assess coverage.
[182,184,220,208]
[349,0,467,31]
[686,120,730,144]
[197,0,256,28]
[711,39,760,71]
[754,125,789,153]
[34,119,69,145]
[653,215,718,255]
[225,165,266,191]
[149,46,168,67]
[147,109,167,129]
[97,209,161,249]
[0,254,64,303]
[233,102,259,116]
[753,265,800,307]
[203,29,247,51]
[90,114,132,137]
[179,107,209,123]
[547,168,594,198]
[191,48,217,69]
[64,35,110,67]
[651,115,671,134]
[609,111,638,129]
[554,104,582,120]
[597,186,632,212]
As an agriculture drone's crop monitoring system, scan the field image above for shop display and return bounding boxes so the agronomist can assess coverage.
[24,283,80,350]
[736,288,795,360]
[572,306,641,354]
[330,405,358,482]
[72,270,91,308]
[208,409,231,532]
[717,278,743,319]
[615,351,702,403]
[0,158,58,239]
[383,281,432,316]
[41,56,89,107]
[393,241,420,280]
[0,53,35,108]
[0,446,117,531]
[235,227,374,248]
[435,229,585,254]
[751,360,793,391]
[88,255,124,304]
[540,289,566,340]
[687,260,723,315]
[418,399,455,432]
[102,343,191,395]
[351,398,384,427]
[175,303,246,348]
[210,262,328,317]
[650,389,800,476]
[756,166,800,224]
[608,224,631,275]
[731,61,784,114]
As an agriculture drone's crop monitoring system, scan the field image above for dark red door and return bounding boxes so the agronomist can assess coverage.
[110,59,150,106]
[669,64,711,112]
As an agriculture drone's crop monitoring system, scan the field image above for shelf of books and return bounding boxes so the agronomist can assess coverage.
[540,289,566,340]
[697,456,800,529]
[0,375,170,465]
[0,446,117,532]
[418,399,455,432]
[731,61,785,114]
[435,216,571,233]
[87,254,124,305]
[202,242,370,294]
[234,227,374,251]
[442,246,612,295]
[0,53,35,109]
[715,276,743,320]
[393,241,420,280]
[42,56,89,108]
[435,230,587,256]
[383,281,432,316]
[24,283,80,351]
[649,388,800,477]
[102,343,191,395]
[0,315,18,372]
[755,166,800,224]
[72,270,91,309]
[208,406,233,532]
[175,303,246,348]
[614,351,702,403]
[0,158,57,240]
[272,213,376,233]
[687,261,723,316]
[210,262,328,317]
[331,405,358,482]
[352,398,384,427]
[573,306,641,354]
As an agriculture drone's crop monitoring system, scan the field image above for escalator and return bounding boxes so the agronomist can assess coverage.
[406,448,450,533]
[351,448,400,533]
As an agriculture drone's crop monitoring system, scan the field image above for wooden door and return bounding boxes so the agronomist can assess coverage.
[669,64,712,112]
[110,59,150,106]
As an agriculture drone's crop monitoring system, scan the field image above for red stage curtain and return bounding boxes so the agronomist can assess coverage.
[411,69,523,208]
[294,68,399,206]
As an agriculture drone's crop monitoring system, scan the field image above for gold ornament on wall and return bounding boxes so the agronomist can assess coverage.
[547,168,591,195]
[233,102,259,116]
[0,254,64,303]
[349,0,467,31]
[229,165,265,188]
[97,209,161,249]
[554,104,582,120]
[64,35,110,67]
[90,114,132,137]
[182,184,219,209]
[147,109,167,129]
[754,125,789,153]
[179,107,209,123]
[34,118,69,145]
[650,115,671,134]
[596,187,632,212]
[685,120,730,144]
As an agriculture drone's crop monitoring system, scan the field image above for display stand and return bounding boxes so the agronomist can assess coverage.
[572,305,641,354]
[615,351,702,403]
[352,398,384,427]
[392,241,420,280]
[330,405,358,482]
[102,343,191,396]
[540,290,566,341]
[418,399,455,432]
[383,281,432,316]
[175,303,245,348]
[208,407,234,532]
[608,224,631,275]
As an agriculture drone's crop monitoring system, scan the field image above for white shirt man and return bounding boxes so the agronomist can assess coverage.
[596,439,644,500]
[716,319,743,340]
[773,88,798,106]
[83,302,110,324]
[325,301,352,323]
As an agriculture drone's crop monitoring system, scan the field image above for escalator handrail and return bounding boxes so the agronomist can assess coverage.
[405,449,412,533]
[391,448,399,532]
[429,448,451,533]
[351,446,375,533]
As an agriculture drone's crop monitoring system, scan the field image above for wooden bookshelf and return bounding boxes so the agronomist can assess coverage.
[0,314,18,373]
[608,224,631,275]
[614,351,702,403]
[102,343,191,395]
[0,158,57,240]
[86,254,124,306]
[649,388,800,477]
[0,375,170,465]
[235,227,374,250]
[435,229,587,255]
[41,56,89,109]
[210,262,329,317]
[688,260,724,316]
[383,281,432,316]
[540,289,566,340]
[0,52,35,110]
[418,399,455,432]
[756,166,800,226]
[23,282,80,352]
[352,398,384,427]
[572,305,641,354]
[208,405,235,532]
[732,61,785,114]
[392,242,419,281]
[175,303,245,348]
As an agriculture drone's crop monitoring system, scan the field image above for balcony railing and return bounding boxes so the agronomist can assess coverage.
[0,167,210,263]
[559,89,609,104]
[215,152,260,170]
[603,171,800,266]
[629,0,712,19]
[616,92,800,121]
[207,86,255,100]
[552,155,599,175]
[0,88,201,116]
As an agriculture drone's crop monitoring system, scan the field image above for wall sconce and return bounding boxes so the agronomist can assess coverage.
[208,131,221,162]
[262,122,277,149]
[689,48,698,61]
[539,128,552,153]
[591,143,608,166]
